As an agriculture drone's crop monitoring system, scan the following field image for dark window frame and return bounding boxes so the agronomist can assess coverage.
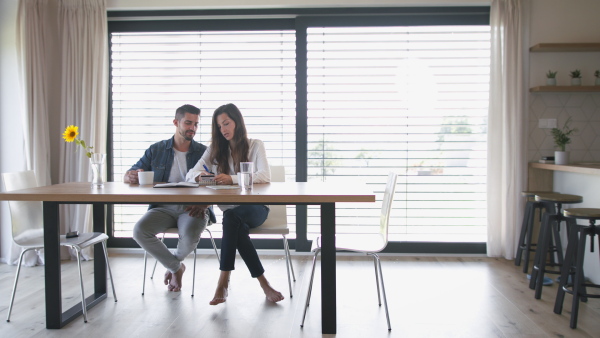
[107,6,489,254]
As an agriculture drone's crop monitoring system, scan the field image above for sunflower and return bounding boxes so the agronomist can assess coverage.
[62,125,79,142]
[62,125,94,158]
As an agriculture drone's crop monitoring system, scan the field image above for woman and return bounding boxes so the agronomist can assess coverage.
[186,103,284,305]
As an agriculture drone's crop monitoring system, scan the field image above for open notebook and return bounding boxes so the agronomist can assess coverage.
[153,182,200,188]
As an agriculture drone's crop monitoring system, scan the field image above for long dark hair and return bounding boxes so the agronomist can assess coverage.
[209,103,249,175]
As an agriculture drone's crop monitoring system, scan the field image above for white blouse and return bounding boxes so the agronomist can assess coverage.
[186,138,271,185]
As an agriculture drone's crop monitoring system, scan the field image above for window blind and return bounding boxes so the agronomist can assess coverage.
[110,30,296,237]
[306,26,490,242]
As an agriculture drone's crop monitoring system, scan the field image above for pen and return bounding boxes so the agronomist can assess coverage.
[203,164,213,174]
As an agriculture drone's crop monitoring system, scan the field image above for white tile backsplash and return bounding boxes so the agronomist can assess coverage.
[528,92,600,163]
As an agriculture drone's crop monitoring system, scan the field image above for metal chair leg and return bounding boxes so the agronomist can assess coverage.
[300,248,320,328]
[191,248,197,297]
[6,248,34,322]
[75,248,88,323]
[373,254,391,331]
[282,235,295,297]
[102,241,117,301]
[206,228,220,262]
[142,250,148,295]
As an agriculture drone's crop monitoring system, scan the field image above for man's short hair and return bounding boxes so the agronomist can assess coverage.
[175,104,200,120]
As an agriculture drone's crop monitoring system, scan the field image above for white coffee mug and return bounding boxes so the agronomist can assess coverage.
[138,171,154,185]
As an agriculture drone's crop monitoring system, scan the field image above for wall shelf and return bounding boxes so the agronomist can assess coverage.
[530,43,600,52]
[530,86,600,92]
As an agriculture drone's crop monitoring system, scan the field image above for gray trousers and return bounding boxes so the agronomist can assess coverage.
[133,205,208,273]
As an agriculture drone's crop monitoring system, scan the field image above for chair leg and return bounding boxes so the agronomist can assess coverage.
[570,228,588,329]
[300,248,320,328]
[142,250,148,295]
[102,241,118,301]
[75,248,88,323]
[6,248,34,322]
[554,222,578,314]
[191,248,197,297]
[150,233,167,279]
[373,253,391,331]
[206,228,220,262]
[516,201,533,267]
[282,235,295,298]
[371,254,382,305]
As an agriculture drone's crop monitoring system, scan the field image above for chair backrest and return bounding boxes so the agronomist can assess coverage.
[378,172,398,244]
[250,165,288,234]
[1,171,44,245]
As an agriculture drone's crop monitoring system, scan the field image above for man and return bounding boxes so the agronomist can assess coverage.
[124,104,215,292]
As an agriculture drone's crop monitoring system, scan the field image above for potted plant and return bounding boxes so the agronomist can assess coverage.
[546,70,557,86]
[569,69,582,86]
[551,117,577,165]
[595,70,600,85]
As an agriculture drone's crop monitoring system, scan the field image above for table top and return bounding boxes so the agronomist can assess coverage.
[0,181,376,205]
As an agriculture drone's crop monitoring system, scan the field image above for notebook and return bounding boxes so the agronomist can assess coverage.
[206,185,241,190]
[153,182,200,188]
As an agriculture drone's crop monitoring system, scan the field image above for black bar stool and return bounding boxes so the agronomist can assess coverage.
[529,193,582,299]
[554,208,600,329]
[515,191,557,273]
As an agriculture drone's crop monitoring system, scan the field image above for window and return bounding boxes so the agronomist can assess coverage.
[306,26,490,242]
[108,7,490,252]
[110,30,296,237]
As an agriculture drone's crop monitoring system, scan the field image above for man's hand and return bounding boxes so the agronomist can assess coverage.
[185,205,208,218]
[124,169,143,184]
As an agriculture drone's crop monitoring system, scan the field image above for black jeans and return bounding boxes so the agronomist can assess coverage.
[220,205,269,278]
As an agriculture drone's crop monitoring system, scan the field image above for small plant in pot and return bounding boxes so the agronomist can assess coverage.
[546,70,557,86]
[569,69,582,86]
[551,117,577,165]
[595,70,600,85]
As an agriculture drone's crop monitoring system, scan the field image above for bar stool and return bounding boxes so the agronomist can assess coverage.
[554,208,600,329]
[515,191,557,273]
[529,193,583,299]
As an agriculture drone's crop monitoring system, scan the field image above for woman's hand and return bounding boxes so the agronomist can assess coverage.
[214,173,232,185]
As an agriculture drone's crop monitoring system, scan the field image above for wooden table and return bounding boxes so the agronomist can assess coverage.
[0,181,375,333]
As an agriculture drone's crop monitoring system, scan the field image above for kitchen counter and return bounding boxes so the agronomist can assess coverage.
[530,162,600,175]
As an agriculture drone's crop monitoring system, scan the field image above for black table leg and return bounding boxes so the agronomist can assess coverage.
[43,202,108,329]
[321,203,336,334]
[93,203,106,294]
[43,202,62,329]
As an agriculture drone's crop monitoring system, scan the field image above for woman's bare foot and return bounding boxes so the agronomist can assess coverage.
[258,275,284,303]
[209,271,231,305]
[168,263,185,292]
[209,286,228,305]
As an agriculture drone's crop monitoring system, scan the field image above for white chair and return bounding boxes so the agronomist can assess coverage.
[300,172,397,331]
[249,165,296,297]
[142,225,220,297]
[2,170,117,323]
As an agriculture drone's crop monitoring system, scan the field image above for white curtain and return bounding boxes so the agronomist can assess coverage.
[487,0,527,258]
[58,0,108,260]
[12,0,54,266]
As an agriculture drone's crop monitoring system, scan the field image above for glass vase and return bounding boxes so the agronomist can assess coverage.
[90,153,105,188]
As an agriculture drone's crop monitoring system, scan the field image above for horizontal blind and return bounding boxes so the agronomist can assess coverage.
[110,31,296,237]
[306,26,489,242]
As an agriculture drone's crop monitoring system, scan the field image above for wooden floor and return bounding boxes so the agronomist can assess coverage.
[0,252,599,338]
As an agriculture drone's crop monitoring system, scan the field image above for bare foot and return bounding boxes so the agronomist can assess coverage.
[209,286,228,305]
[257,274,284,303]
[168,263,185,292]
[261,283,284,303]
[164,270,172,285]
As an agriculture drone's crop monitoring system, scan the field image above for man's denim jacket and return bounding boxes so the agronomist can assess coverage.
[128,136,216,223]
